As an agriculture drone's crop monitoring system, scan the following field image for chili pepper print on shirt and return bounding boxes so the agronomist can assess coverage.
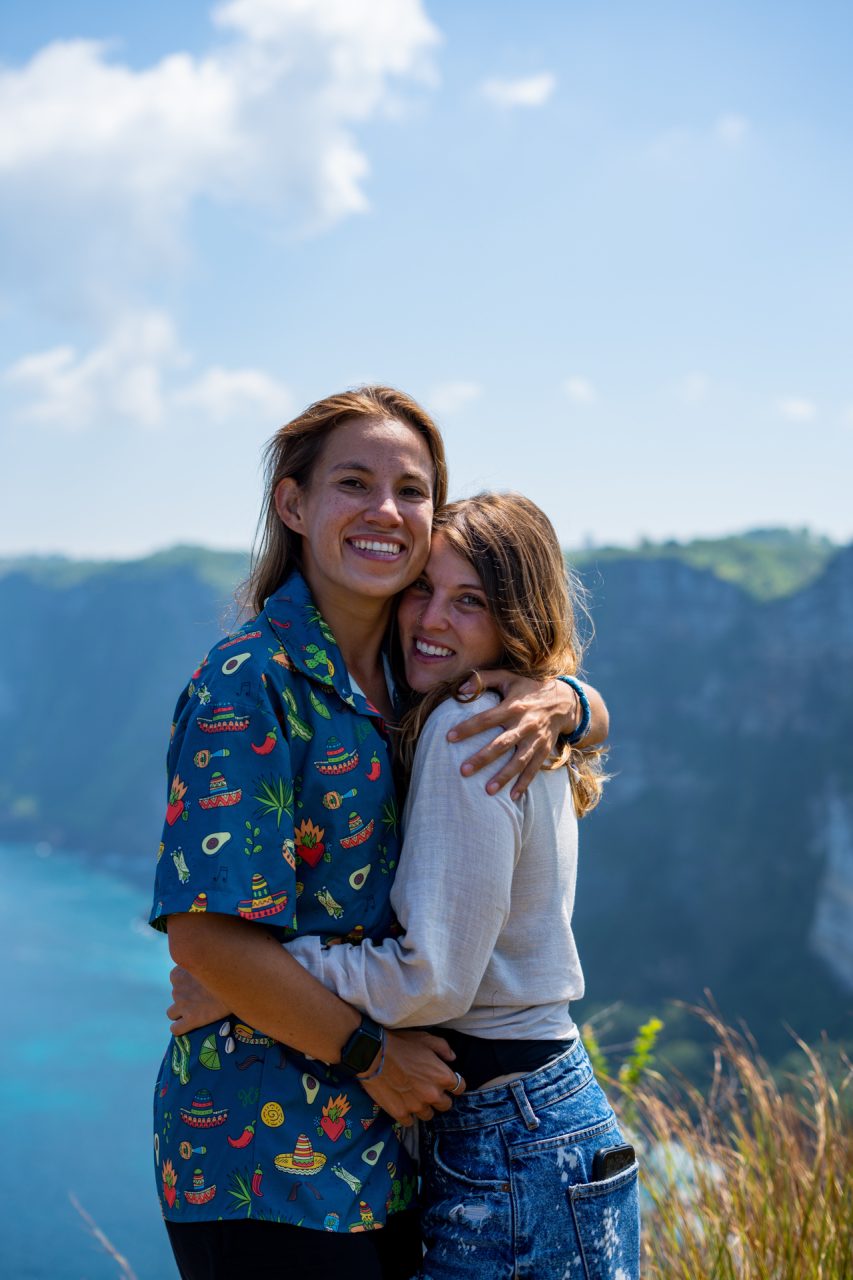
[150,570,415,1231]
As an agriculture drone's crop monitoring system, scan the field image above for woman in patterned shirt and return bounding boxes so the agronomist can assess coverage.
[156,388,608,1279]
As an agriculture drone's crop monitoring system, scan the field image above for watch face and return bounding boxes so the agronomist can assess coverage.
[341,1021,383,1075]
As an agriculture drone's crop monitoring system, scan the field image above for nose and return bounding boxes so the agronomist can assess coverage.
[365,486,403,527]
[419,593,449,632]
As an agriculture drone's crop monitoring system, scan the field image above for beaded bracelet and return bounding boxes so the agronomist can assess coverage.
[557,675,591,746]
[357,1027,387,1081]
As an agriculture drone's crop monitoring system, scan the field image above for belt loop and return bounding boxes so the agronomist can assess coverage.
[509,1079,540,1131]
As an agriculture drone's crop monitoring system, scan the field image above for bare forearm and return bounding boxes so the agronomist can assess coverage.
[448,674,610,798]
[168,912,360,1063]
[167,913,462,1125]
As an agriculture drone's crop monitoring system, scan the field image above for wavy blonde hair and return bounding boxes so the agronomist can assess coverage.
[240,385,448,616]
[395,492,606,816]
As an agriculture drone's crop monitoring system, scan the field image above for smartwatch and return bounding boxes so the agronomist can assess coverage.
[337,1014,384,1077]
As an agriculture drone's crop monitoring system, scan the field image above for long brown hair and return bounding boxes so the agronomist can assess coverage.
[396,492,606,816]
[240,386,448,615]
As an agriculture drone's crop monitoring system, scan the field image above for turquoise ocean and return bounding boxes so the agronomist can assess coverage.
[2,843,177,1279]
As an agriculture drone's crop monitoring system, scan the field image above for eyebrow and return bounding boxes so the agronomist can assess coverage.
[420,572,486,594]
[330,461,432,483]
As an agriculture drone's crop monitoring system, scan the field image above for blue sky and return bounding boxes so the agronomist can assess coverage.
[2,0,851,557]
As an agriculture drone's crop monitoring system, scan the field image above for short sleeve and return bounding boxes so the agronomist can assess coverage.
[150,689,298,936]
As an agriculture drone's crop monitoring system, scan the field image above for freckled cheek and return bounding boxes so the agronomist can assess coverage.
[453,629,482,669]
[396,598,419,647]
[469,621,503,669]
[409,521,432,571]
[404,504,432,555]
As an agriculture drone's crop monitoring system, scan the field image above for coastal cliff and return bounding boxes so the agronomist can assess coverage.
[2,532,850,1058]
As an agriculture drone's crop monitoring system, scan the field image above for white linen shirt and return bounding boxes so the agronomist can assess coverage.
[285,693,584,1040]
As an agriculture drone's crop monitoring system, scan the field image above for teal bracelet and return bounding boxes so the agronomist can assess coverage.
[557,675,591,745]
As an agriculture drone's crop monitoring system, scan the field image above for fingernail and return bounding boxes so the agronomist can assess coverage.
[447,730,458,741]
[486,781,499,794]
[459,680,473,694]
[461,763,473,776]
[510,790,520,802]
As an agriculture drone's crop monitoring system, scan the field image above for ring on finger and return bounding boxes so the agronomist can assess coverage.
[449,1071,464,1095]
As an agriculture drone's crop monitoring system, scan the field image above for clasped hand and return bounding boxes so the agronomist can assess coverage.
[166,965,465,1126]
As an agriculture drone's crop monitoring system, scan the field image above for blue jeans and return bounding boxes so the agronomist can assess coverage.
[418,1039,640,1279]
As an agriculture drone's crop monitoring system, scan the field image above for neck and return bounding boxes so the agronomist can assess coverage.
[302,571,391,684]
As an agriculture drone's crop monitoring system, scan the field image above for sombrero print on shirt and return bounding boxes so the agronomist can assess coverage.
[150,571,415,1232]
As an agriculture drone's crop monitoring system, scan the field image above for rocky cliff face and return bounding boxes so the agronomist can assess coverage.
[571,546,853,1052]
[1,541,850,1055]
[810,790,853,992]
[0,561,239,875]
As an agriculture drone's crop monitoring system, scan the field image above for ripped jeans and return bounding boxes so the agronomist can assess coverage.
[418,1038,640,1279]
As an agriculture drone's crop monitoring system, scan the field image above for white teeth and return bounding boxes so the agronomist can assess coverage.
[351,539,403,555]
[415,639,454,658]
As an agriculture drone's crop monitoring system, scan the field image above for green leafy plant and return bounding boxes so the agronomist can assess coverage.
[226,1169,254,1218]
[244,820,262,855]
[618,1016,664,1126]
[381,797,399,837]
[253,776,294,827]
[581,1011,664,1127]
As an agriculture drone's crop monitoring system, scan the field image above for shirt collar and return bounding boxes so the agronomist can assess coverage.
[262,569,386,718]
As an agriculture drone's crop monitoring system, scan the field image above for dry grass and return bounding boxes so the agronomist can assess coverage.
[69,1193,139,1279]
[611,1008,853,1279]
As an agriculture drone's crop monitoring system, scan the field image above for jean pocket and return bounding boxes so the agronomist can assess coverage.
[569,1161,641,1280]
[427,1130,509,1190]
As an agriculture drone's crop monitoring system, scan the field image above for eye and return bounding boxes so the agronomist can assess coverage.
[459,593,486,608]
[399,484,429,499]
[339,476,366,490]
[407,577,431,595]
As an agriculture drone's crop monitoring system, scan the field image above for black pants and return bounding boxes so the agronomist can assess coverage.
[165,1212,422,1280]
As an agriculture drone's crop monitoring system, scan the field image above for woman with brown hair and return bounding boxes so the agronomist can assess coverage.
[155,390,608,1280]
[271,492,640,1277]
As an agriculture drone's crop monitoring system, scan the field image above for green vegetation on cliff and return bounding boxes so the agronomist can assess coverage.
[0,543,249,595]
[1,526,836,601]
[570,527,836,600]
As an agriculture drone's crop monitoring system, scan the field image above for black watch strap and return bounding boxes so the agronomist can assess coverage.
[337,1015,384,1077]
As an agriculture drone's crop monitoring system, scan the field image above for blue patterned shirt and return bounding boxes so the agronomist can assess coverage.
[150,570,415,1232]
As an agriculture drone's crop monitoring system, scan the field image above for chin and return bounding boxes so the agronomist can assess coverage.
[403,667,431,693]
[404,661,464,693]
[349,564,413,598]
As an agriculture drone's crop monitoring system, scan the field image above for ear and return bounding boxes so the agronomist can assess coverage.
[274,477,304,533]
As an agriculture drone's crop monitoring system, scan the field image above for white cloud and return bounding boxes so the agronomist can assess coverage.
[714,113,750,146]
[4,311,185,429]
[0,0,440,302]
[777,396,817,422]
[3,309,290,431]
[676,372,709,404]
[480,72,556,109]
[564,376,597,405]
[429,380,482,414]
[174,366,292,425]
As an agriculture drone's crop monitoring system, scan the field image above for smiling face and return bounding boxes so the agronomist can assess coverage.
[274,415,435,613]
[397,532,504,692]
